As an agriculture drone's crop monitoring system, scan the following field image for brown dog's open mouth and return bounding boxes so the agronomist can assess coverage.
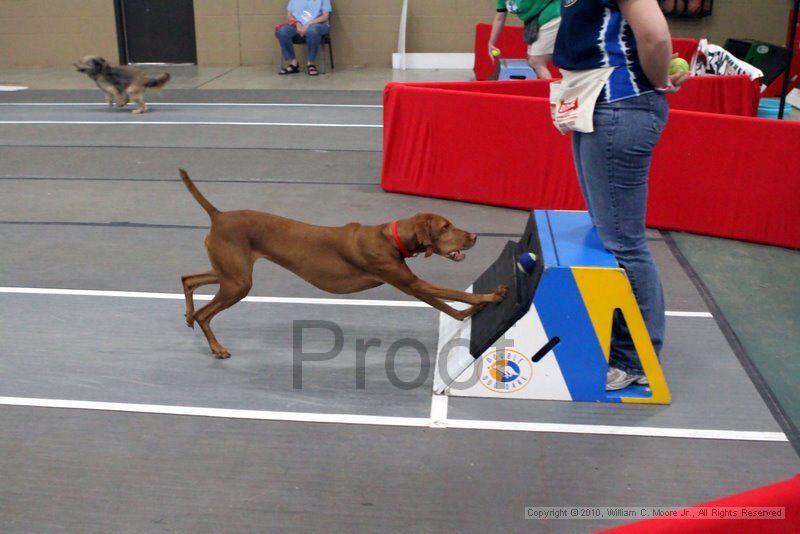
[447,250,466,261]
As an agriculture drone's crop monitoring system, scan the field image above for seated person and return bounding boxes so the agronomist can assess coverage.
[276,0,332,76]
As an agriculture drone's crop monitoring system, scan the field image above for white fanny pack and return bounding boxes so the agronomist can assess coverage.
[549,66,614,134]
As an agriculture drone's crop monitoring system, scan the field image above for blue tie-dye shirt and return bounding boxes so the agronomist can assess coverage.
[553,0,653,103]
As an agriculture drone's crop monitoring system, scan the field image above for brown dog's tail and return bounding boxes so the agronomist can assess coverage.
[180,169,219,218]
[144,72,170,89]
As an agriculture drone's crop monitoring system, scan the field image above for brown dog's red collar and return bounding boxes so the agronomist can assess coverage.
[391,221,414,258]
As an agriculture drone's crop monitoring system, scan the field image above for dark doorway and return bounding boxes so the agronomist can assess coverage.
[115,0,197,64]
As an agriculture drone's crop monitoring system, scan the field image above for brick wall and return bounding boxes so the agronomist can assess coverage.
[667,0,794,46]
[192,0,800,67]
[195,0,403,66]
[0,0,793,67]
[0,0,117,66]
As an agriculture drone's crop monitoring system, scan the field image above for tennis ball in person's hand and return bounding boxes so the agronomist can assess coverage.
[669,57,690,76]
[491,48,501,57]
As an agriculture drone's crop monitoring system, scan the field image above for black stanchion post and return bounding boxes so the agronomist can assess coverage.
[778,0,799,119]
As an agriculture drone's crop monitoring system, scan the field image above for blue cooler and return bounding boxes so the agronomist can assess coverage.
[498,59,537,80]
[757,98,792,119]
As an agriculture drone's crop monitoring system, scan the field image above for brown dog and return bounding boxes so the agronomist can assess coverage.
[74,56,170,114]
[179,170,507,357]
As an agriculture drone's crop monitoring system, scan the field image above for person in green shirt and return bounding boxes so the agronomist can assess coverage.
[488,0,561,78]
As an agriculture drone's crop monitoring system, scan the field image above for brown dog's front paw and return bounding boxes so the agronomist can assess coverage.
[477,286,506,304]
[212,346,231,359]
[185,313,195,329]
[482,284,507,304]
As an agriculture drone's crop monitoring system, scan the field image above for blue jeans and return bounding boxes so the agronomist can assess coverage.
[571,92,668,374]
[276,23,330,63]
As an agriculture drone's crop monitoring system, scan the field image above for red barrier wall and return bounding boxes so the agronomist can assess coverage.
[398,75,759,117]
[473,23,699,81]
[603,475,799,533]
[382,83,800,248]
[666,75,760,116]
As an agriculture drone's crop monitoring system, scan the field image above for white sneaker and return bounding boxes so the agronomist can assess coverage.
[606,367,647,391]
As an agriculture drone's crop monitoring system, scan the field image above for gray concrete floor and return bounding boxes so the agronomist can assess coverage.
[672,233,800,441]
[0,68,798,532]
[2,63,798,119]
[0,64,476,91]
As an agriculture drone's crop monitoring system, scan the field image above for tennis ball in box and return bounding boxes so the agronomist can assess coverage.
[491,48,501,57]
[669,57,690,76]
[516,252,537,274]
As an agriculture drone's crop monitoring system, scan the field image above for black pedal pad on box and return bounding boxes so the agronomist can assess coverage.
[469,216,545,357]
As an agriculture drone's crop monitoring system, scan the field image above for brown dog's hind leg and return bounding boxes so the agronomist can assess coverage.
[192,237,255,357]
[181,270,219,328]
[193,278,252,358]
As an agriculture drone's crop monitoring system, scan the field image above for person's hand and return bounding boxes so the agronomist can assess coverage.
[488,44,500,64]
[297,24,307,37]
[668,70,690,91]
[655,54,690,93]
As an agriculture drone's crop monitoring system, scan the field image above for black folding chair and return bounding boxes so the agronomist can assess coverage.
[281,33,334,74]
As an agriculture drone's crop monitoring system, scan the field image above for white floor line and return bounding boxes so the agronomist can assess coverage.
[0,287,427,308]
[0,396,786,443]
[0,120,382,128]
[0,287,713,317]
[441,418,788,442]
[0,102,383,108]
[429,394,448,426]
[0,396,429,428]
[665,311,713,318]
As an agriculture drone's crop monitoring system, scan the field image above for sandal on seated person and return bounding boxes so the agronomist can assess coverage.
[279,64,300,75]
[307,64,319,76]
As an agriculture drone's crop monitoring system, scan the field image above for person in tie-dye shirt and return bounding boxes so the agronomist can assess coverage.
[553,0,689,391]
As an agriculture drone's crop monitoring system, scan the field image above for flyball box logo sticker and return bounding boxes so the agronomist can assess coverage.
[479,348,532,393]
[558,99,579,114]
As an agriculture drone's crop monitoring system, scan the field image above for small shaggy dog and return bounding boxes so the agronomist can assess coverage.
[74,56,170,114]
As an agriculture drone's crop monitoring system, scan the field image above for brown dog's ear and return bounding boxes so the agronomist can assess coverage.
[413,213,434,258]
